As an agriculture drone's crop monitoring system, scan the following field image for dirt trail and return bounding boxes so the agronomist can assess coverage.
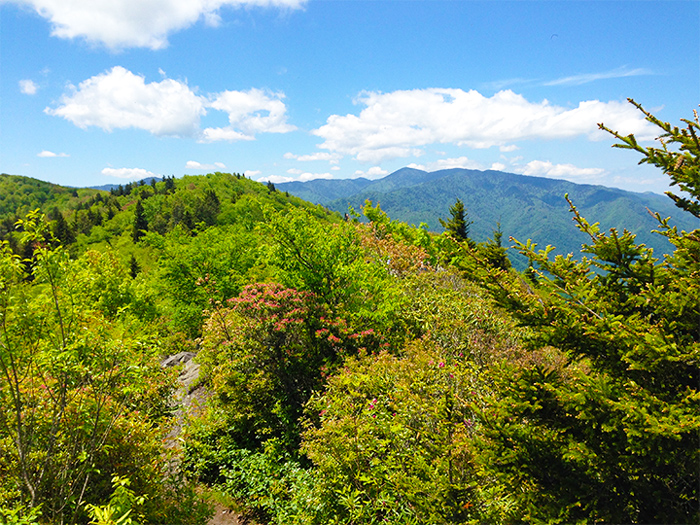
[161,352,245,525]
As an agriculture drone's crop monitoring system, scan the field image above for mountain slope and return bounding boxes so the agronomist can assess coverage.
[276,177,374,204]
[279,168,699,263]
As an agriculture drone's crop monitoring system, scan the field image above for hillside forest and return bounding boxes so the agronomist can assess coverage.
[0,101,698,524]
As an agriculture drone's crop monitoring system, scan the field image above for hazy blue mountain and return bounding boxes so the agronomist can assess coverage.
[276,177,374,204]
[278,168,699,266]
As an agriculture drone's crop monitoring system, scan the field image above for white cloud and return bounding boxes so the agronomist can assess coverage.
[258,174,293,183]
[490,162,506,171]
[431,157,482,171]
[406,157,483,172]
[37,150,69,157]
[261,171,332,183]
[353,166,388,179]
[200,127,254,142]
[9,0,306,50]
[19,79,38,95]
[244,170,261,178]
[202,88,295,141]
[284,151,341,163]
[185,160,226,170]
[499,144,519,152]
[102,167,158,179]
[299,172,332,182]
[544,66,653,87]
[312,88,657,163]
[45,67,295,142]
[515,160,606,182]
[45,66,205,136]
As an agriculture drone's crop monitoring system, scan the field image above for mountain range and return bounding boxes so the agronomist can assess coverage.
[278,167,699,265]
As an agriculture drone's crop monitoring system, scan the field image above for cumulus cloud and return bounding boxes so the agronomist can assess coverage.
[102,167,158,179]
[185,160,227,170]
[515,160,606,182]
[284,151,341,163]
[408,156,483,172]
[244,170,261,178]
[37,150,69,157]
[202,88,296,141]
[353,166,388,179]
[261,171,332,183]
[8,0,306,50]
[45,67,295,141]
[199,127,254,142]
[20,79,38,95]
[258,174,293,183]
[46,66,205,136]
[312,88,657,163]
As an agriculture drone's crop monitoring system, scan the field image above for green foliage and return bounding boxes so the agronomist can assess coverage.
[300,340,480,525]
[0,211,183,524]
[0,504,42,525]
[148,224,266,336]
[473,102,700,523]
[263,206,364,309]
[85,476,146,525]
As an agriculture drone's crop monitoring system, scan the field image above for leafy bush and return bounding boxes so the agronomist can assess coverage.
[299,338,482,525]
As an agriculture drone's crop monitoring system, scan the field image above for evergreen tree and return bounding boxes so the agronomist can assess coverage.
[198,189,221,226]
[267,181,277,193]
[476,100,700,523]
[440,198,472,242]
[49,207,75,245]
[481,222,510,270]
[129,254,140,279]
[131,200,148,242]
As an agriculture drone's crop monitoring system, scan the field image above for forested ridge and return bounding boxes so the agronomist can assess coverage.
[0,102,698,524]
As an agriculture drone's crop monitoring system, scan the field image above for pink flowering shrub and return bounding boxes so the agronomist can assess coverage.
[193,282,383,463]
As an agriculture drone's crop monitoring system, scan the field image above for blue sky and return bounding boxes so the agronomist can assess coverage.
[1,0,698,193]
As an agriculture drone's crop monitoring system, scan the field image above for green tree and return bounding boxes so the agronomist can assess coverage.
[440,198,472,243]
[480,222,510,270]
[50,206,75,245]
[197,189,221,226]
[0,212,174,523]
[474,101,700,523]
[131,200,148,242]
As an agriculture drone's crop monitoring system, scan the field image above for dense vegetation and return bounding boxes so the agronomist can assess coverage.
[1,102,698,524]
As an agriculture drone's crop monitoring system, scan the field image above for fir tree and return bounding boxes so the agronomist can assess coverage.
[440,198,472,242]
[131,200,148,242]
[129,254,140,279]
[198,189,221,226]
[50,207,75,245]
[477,100,700,523]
